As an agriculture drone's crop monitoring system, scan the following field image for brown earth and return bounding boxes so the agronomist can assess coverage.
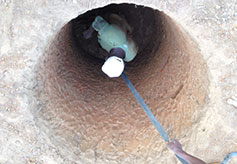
[1,1,237,164]
[35,4,209,162]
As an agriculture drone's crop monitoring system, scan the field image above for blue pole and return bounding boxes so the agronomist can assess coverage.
[121,73,188,164]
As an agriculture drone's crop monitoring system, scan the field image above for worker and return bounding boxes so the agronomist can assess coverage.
[84,16,233,164]
[83,15,138,78]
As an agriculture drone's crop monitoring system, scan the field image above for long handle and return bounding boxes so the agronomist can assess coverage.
[121,73,188,164]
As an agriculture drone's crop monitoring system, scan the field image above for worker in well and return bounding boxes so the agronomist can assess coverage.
[84,15,219,164]
[83,14,138,78]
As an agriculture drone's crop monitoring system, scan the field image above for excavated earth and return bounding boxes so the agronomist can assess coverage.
[0,1,237,164]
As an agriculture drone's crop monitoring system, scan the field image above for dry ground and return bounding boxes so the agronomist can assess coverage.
[0,0,237,163]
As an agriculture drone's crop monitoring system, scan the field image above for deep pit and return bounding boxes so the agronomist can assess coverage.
[35,3,209,163]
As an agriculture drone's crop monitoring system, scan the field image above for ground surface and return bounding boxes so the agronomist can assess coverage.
[0,0,237,164]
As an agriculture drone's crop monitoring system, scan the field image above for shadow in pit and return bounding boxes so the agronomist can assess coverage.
[34,3,209,163]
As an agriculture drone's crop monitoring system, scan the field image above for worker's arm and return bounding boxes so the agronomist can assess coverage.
[168,140,206,164]
[83,26,94,39]
[84,16,109,39]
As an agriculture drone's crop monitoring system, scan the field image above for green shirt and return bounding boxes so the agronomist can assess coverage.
[92,16,137,62]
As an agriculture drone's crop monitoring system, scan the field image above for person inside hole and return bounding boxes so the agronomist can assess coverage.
[83,14,138,78]
[84,15,222,164]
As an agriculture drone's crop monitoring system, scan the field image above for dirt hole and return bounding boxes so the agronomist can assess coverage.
[35,3,209,163]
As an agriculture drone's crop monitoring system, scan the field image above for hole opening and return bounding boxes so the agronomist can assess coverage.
[35,3,209,163]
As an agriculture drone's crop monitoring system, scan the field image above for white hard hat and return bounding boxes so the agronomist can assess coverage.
[102,56,125,78]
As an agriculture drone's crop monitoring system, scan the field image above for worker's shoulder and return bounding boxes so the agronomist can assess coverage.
[109,14,132,35]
